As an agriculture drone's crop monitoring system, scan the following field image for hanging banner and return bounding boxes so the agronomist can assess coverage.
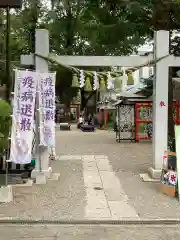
[38,72,56,147]
[10,70,37,164]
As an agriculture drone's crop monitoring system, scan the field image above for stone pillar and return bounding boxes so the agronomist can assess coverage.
[32,29,51,178]
[149,31,169,178]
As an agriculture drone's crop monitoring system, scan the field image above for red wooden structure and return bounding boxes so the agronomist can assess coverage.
[135,103,152,141]
[173,103,180,125]
[135,102,180,141]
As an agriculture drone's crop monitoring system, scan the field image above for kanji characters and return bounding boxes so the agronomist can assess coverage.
[21,90,34,102]
[21,104,33,117]
[160,101,165,107]
[45,110,54,121]
[45,99,54,109]
[44,76,53,86]
[20,118,32,131]
[44,87,54,97]
[22,76,34,88]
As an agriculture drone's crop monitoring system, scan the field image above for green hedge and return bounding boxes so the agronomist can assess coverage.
[0,100,11,155]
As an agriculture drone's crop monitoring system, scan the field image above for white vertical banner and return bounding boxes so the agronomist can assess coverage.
[38,72,56,147]
[10,70,37,164]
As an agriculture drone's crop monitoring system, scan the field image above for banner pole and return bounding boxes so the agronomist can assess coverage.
[35,88,42,172]
[5,157,8,186]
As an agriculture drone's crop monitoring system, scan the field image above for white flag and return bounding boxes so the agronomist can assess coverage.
[10,70,37,164]
[38,72,56,147]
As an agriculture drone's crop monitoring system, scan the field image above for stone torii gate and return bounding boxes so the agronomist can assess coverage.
[21,29,180,179]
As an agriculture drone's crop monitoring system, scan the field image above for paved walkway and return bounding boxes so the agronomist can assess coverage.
[0,125,180,220]
[60,154,139,220]
[1,224,180,239]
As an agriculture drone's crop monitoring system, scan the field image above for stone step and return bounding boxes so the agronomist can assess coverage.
[0,174,24,186]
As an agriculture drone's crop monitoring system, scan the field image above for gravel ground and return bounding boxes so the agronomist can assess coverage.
[0,160,85,220]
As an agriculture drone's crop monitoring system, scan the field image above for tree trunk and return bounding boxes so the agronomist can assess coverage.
[81,90,95,111]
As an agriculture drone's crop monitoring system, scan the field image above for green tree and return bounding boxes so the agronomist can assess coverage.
[47,0,149,56]
[123,0,180,151]
[45,0,152,107]
[0,100,11,155]
[3,0,180,116]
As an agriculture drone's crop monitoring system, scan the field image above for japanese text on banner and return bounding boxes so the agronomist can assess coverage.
[38,73,56,147]
[10,70,37,164]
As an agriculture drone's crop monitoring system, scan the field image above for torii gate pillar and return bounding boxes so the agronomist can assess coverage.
[31,29,52,178]
[149,30,169,178]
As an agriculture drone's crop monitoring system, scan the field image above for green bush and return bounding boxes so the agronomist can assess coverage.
[0,100,11,155]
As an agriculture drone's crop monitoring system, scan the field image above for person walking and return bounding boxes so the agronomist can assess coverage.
[77,114,84,128]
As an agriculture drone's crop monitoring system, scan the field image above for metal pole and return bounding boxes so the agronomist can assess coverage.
[6,6,10,101]
[5,6,10,185]
[5,156,8,186]
[35,91,42,172]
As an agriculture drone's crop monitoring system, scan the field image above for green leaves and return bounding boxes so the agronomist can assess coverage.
[46,0,150,56]
[0,100,11,154]
[1,0,180,105]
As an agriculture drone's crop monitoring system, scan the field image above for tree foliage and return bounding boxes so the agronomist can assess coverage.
[0,0,180,103]
[0,100,11,154]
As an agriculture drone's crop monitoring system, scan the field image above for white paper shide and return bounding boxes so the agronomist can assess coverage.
[10,70,37,164]
[38,72,56,147]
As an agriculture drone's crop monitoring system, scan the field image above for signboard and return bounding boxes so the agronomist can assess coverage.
[175,125,180,201]
[0,0,22,8]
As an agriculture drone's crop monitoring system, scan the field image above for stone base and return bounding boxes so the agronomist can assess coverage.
[43,167,53,179]
[0,185,13,202]
[35,174,47,184]
[140,173,160,182]
[148,167,162,179]
[12,179,33,187]
[50,173,60,181]
[31,169,41,179]
[31,168,52,179]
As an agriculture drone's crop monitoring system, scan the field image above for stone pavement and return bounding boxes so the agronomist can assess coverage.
[0,125,180,220]
[55,126,180,219]
[1,224,180,239]
[81,154,138,219]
